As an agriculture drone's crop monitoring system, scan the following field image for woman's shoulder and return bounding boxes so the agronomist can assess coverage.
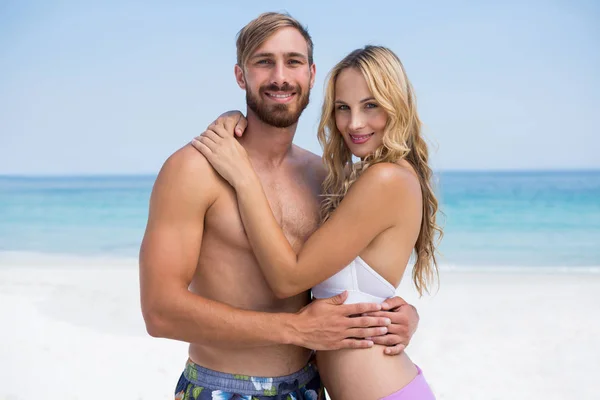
[341,161,422,222]
[358,161,421,194]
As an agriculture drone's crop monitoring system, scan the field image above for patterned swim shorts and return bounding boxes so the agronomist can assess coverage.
[174,359,325,400]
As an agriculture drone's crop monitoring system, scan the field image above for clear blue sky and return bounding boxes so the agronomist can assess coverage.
[1,0,599,175]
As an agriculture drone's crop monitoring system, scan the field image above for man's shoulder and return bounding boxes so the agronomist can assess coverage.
[162,144,212,174]
[154,144,221,197]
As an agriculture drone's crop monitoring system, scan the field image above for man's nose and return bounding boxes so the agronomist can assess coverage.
[270,62,289,88]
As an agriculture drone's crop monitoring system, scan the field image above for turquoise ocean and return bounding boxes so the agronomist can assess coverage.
[1,171,599,269]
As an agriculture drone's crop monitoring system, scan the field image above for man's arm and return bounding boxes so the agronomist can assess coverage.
[139,145,390,349]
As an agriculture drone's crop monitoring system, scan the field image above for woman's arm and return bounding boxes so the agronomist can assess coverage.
[236,164,417,297]
[193,126,420,298]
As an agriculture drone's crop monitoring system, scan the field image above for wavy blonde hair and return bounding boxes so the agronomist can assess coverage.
[317,45,442,295]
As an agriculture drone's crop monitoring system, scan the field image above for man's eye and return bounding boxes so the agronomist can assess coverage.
[257,60,272,65]
[288,59,302,64]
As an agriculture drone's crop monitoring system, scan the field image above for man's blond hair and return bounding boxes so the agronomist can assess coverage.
[236,12,314,68]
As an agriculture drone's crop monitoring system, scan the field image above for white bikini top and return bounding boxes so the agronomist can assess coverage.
[311,256,398,304]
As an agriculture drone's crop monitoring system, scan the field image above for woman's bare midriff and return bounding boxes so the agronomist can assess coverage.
[317,346,418,400]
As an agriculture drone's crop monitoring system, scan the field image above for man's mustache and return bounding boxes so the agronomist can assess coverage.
[260,83,300,93]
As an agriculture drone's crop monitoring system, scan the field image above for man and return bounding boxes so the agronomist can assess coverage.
[139,12,419,399]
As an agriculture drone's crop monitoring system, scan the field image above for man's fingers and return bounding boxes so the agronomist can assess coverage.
[341,301,381,316]
[345,316,391,329]
[346,326,388,339]
[385,322,409,336]
[383,344,406,356]
[361,311,394,318]
[339,339,374,350]
[325,291,348,305]
[362,311,409,335]
[371,334,402,346]
[381,296,408,311]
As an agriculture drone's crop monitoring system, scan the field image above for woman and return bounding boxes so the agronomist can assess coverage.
[193,46,440,400]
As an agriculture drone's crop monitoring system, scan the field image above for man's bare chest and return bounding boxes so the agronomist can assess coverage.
[206,180,321,252]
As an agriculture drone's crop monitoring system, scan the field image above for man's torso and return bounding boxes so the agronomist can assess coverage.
[189,144,325,376]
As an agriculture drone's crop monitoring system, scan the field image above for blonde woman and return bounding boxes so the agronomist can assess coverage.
[193,46,440,400]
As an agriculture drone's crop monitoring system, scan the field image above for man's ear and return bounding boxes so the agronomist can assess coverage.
[234,64,246,90]
[309,63,316,89]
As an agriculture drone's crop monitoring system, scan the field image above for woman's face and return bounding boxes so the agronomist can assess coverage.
[334,67,387,159]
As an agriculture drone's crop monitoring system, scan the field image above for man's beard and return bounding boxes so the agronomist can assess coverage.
[246,82,310,128]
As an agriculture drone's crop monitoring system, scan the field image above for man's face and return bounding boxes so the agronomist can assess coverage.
[237,27,316,128]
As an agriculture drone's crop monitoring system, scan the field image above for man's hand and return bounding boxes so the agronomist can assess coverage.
[364,296,419,355]
[288,291,392,351]
[205,110,248,138]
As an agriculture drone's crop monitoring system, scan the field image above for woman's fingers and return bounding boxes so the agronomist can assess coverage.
[200,129,221,143]
[191,138,213,157]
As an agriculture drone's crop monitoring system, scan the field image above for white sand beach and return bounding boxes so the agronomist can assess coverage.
[1,253,599,399]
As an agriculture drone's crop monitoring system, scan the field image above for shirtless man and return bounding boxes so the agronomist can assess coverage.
[139,12,419,399]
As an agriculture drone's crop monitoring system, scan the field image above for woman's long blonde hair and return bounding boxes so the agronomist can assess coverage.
[317,45,442,295]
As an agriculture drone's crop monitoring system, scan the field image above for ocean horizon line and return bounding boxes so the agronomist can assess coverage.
[2,168,600,179]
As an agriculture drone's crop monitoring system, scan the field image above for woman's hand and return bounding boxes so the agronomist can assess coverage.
[207,110,248,137]
[191,124,255,189]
